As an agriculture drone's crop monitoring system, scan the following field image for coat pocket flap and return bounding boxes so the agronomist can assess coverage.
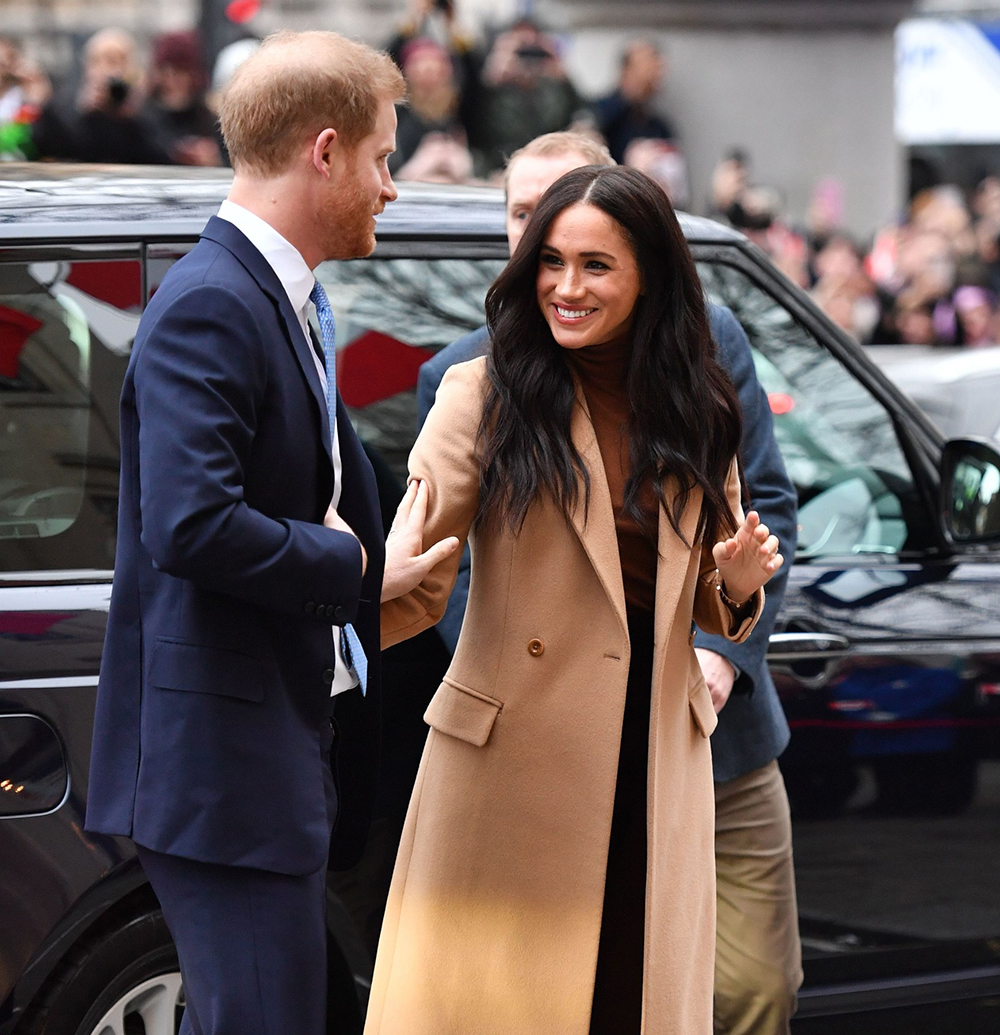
[688,681,718,739]
[150,638,264,703]
[424,678,502,748]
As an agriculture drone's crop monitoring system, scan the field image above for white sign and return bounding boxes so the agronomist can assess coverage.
[896,18,1000,144]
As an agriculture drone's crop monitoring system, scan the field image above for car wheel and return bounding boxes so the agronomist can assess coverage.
[19,910,182,1035]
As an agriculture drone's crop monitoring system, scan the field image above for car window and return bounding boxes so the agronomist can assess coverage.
[315,257,507,480]
[146,243,194,304]
[697,261,925,560]
[0,258,137,571]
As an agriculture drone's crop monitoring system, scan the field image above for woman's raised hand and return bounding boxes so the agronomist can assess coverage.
[711,511,783,604]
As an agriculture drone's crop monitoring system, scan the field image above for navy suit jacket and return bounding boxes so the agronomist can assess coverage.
[86,216,385,875]
[416,304,797,783]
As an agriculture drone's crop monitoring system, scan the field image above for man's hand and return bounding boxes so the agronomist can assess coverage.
[324,504,368,576]
[695,647,736,714]
[382,480,460,603]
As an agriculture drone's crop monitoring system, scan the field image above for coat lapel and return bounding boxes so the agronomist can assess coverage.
[567,378,707,660]
[567,384,629,642]
[201,216,334,469]
[653,482,703,677]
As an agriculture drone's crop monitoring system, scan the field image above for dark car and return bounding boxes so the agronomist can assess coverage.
[2,165,1000,1035]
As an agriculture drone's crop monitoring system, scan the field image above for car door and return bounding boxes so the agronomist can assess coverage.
[0,246,143,1012]
[694,247,1000,1028]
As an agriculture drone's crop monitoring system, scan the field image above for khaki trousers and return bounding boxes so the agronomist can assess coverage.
[714,760,803,1035]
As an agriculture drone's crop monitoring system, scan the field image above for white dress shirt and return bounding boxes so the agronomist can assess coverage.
[217,200,358,695]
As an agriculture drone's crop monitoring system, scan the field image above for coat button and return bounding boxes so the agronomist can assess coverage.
[527,638,544,657]
[322,668,335,685]
[333,606,345,622]
[305,601,316,615]
[325,605,336,618]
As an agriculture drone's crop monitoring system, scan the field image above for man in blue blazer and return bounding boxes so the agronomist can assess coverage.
[87,33,455,1035]
[417,133,802,1034]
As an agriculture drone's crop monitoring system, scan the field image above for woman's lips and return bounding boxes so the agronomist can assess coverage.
[552,304,597,324]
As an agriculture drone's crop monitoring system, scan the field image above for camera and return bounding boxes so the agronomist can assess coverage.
[107,77,129,107]
[514,44,552,64]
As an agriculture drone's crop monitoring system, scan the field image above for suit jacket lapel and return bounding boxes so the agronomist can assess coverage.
[567,382,629,641]
[201,216,334,468]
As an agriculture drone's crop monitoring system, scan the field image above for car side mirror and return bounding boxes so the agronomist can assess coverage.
[940,437,1000,545]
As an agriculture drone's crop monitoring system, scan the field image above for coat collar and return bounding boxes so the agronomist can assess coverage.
[200,215,334,467]
[567,380,702,653]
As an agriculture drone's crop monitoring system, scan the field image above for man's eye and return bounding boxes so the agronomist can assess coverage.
[515,211,529,222]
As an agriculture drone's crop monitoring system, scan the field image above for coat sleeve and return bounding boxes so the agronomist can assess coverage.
[691,459,764,643]
[416,325,492,430]
[134,283,364,623]
[381,359,486,648]
[693,305,797,688]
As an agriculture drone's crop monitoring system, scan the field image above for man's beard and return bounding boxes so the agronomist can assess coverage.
[322,170,377,261]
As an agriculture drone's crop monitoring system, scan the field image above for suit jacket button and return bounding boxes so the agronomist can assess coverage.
[325,605,336,618]
[334,606,345,622]
[527,638,544,657]
[322,668,335,685]
[305,601,316,615]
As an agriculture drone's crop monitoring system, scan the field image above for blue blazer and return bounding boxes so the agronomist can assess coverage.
[416,304,797,783]
[86,217,385,875]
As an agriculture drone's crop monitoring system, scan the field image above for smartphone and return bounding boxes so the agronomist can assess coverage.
[108,77,129,107]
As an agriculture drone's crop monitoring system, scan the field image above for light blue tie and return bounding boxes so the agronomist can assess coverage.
[310,280,368,696]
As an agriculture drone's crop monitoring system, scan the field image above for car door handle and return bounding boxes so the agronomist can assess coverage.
[767,632,850,661]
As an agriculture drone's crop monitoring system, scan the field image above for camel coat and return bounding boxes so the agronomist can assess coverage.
[369,358,762,1035]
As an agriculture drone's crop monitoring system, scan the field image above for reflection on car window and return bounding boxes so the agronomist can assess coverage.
[698,261,920,560]
[0,260,137,570]
[316,257,506,479]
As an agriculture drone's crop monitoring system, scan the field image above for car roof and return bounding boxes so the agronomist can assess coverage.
[0,164,747,246]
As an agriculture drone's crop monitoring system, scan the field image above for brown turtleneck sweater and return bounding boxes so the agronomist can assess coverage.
[565,338,659,614]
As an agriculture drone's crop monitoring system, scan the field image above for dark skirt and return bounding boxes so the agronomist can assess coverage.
[589,609,655,1035]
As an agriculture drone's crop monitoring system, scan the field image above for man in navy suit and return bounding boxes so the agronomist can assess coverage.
[87,32,456,1035]
[417,132,802,1034]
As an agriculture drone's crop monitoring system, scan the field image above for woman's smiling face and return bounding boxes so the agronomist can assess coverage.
[536,201,643,351]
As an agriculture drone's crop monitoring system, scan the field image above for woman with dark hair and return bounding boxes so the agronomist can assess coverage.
[369,165,782,1035]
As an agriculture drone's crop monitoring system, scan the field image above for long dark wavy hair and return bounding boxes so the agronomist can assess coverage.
[477,164,742,547]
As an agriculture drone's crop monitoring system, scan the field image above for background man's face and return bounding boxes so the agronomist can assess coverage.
[85,37,133,83]
[504,152,594,253]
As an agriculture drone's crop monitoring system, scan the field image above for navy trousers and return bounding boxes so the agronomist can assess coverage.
[137,710,340,1035]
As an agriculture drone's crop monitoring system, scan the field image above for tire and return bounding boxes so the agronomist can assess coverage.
[19,909,182,1035]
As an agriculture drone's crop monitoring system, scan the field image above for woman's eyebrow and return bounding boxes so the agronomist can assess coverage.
[540,245,617,262]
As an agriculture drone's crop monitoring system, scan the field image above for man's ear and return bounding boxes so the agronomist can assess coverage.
[312,128,339,178]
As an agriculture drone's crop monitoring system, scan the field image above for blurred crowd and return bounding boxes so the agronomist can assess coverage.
[0,27,232,167]
[0,1,682,185]
[710,152,1000,349]
[2,0,997,349]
